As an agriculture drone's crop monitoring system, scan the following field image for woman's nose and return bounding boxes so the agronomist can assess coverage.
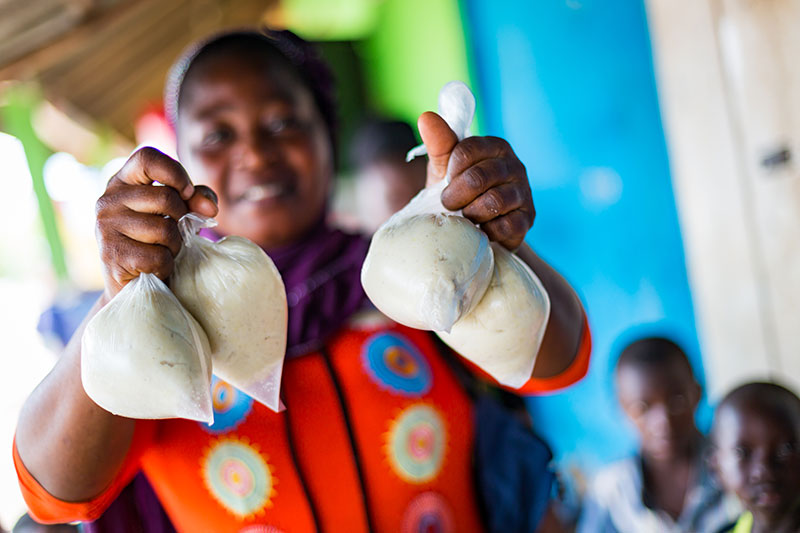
[234,130,279,170]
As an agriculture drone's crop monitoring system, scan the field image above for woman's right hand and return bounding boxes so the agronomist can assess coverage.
[15,147,219,505]
[95,147,218,298]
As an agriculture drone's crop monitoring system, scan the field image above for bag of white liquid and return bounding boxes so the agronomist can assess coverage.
[170,213,287,412]
[436,244,551,389]
[81,273,213,423]
[361,182,493,332]
[361,81,494,332]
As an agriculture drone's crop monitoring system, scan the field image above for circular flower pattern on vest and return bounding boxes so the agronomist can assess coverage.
[362,332,433,396]
[401,491,455,533]
[386,404,447,483]
[201,376,254,434]
[202,437,276,518]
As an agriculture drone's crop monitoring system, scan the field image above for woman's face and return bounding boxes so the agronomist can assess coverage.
[176,52,333,249]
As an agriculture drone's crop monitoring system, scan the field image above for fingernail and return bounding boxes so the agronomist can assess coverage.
[199,187,218,205]
[182,184,195,199]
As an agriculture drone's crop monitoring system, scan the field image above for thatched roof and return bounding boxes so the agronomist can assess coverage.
[1,0,277,140]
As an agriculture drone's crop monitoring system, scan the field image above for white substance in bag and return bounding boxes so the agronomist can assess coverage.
[361,81,494,332]
[364,80,552,387]
[170,214,287,412]
[361,181,493,332]
[436,244,551,389]
[81,273,213,423]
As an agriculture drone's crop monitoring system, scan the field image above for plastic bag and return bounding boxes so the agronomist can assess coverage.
[170,214,287,412]
[361,81,494,332]
[436,243,551,388]
[405,80,476,161]
[81,273,213,423]
[363,80,551,387]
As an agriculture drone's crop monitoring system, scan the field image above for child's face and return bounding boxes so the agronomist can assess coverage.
[355,158,426,233]
[714,405,800,522]
[616,359,700,461]
[176,52,333,249]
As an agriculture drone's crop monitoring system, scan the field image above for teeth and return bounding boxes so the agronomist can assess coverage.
[241,184,283,202]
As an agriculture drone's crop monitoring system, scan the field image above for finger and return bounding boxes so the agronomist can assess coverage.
[111,147,195,200]
[460,183,527,224]
[445,136,512,180]
[480,209,534,250]
[112,211,182,257]
[442,157,519,211]
[187,185,219,217]
[100,183,188,221]
[101,235,175,285]
[418,111,459,185]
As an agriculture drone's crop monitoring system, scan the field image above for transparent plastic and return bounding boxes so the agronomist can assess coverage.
[436,244,551,388]
[81,273,213,423]
[170,214,287,412]
[363,80,551,387]
[361,81,494,333]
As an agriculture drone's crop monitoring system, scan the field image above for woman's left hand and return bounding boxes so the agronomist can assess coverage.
[418,111,534,250]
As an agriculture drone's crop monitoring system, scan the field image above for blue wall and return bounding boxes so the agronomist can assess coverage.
[461,0,710,476]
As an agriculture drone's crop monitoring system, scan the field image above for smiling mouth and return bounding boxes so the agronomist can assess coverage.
[237,183,288,203]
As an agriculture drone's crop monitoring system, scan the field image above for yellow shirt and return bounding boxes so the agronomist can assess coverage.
[732,512,753,533]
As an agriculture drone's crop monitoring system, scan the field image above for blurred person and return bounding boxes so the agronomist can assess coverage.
[36,291,102,351]
[711,382,800,533]
[13,29,591,532]
[577,337,738,532]
[349,118,427,233]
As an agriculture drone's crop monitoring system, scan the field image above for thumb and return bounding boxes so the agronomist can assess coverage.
[418,111,459,186]
[187,185,219,218]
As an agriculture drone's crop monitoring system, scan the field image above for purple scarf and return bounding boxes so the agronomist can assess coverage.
[259,220,371,357]
[85,221,371,532]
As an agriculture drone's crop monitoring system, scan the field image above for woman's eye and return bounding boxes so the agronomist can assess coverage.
[201,128,232,147]
[265,117,301,135]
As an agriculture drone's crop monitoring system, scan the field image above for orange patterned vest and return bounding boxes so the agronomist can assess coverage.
[138,320,483,532]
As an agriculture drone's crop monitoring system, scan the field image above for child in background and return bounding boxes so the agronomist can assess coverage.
[349,118,427,233]
[578,337,738,533]
[711,382,800,533]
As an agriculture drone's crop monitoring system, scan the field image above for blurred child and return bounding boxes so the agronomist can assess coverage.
[578,337,738,532]
[349,118,427,233]
[711,382,800,533]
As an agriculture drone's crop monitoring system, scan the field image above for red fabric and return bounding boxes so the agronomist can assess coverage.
[328,326,483,532]
[14,318,591,530]
[140,412,318,532]
[282,353,371,531]
[14,323,488,531]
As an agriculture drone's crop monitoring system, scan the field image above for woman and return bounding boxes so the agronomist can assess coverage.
[14,30,590,532]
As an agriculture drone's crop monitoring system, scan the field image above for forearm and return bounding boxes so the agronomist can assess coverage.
[16,294,136,502]
[516,243,585,379]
